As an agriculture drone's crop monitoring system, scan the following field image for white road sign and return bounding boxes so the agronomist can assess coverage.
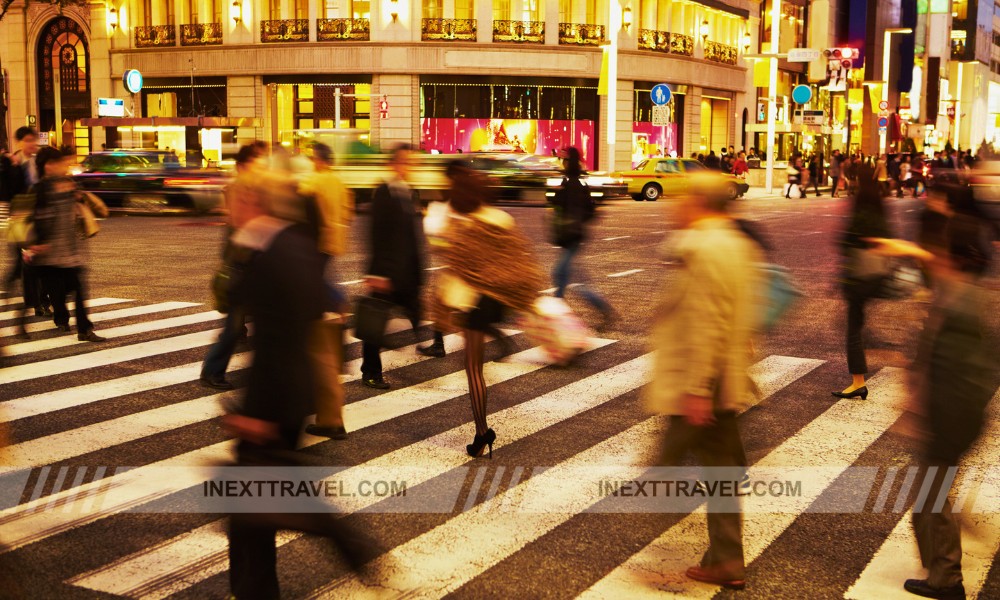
[651,105,671,126]
[788,48,821,62]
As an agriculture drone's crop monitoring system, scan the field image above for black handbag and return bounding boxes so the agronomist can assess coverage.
[354,295,394,346]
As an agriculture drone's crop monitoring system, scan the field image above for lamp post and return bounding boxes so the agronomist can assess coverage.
[605,1,622,173]
[880,28,912,153]
[765,0,780,193]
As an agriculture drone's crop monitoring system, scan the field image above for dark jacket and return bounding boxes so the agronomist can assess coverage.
[367,181,424,302]
[551,176,595,247]
[232,218,325,447]
[918,281,992,464]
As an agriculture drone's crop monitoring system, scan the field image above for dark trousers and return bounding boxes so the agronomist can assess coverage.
[912,460,964,589]
[227,441,382,599]
[37,266,92,333]
[844,279,881,375]
[660,412,747,579]
[202,308,245,379]
[830,176,840,196]
[359,290,421,379]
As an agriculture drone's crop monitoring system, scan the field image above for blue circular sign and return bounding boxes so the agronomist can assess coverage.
[791,85,812,104]
[651,84,672,106]
[877,117,889,127]
[123,69,143,94]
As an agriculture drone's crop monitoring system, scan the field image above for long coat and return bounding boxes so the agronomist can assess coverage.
[367,181,424,306]
[644,217,764,415]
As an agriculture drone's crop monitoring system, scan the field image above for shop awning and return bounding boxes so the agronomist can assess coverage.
[79,117,261,127]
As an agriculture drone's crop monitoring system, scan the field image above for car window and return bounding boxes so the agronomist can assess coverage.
[682,160,705,172]
[635,160,648,171]
[655,160,679,173]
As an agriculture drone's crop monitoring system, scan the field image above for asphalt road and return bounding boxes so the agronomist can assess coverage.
[0,194,998,600]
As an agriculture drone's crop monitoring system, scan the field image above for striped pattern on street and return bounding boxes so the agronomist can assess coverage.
[0,291,996,599]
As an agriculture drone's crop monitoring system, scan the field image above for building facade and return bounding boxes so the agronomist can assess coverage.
[0,0,758,170]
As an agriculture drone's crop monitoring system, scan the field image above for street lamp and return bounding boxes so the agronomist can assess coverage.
[880,28,912,153]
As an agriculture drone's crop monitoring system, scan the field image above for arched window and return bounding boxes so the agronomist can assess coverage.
[39,17,89,97]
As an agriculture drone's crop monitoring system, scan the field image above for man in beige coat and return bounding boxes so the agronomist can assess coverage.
[645,175,763,591]
[300,142,354,440]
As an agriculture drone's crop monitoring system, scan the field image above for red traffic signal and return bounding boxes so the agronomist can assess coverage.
[379,99,389,112]
[825,47,858,61]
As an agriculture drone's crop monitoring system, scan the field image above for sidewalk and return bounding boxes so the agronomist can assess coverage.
[742,185,835,201]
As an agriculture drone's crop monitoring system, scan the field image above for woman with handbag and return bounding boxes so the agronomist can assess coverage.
[833,164,893,399]
[432,164,542,458]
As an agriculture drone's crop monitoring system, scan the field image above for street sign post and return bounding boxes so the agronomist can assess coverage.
[650,84,671,106]
[878,100,889,111]
[791,85,813,104]
[651,105,670,126]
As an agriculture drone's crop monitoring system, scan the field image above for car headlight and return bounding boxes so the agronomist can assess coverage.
[545,177,563,187]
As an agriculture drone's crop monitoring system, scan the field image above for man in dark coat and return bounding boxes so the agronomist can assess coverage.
[224,187,380,599]
[361,144,425,389]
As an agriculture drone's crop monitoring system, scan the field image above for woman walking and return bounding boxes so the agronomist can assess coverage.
[833,164,892,400]
[433,163,542,458]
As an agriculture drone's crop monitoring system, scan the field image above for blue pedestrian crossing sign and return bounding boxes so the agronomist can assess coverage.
[651,84,672,106]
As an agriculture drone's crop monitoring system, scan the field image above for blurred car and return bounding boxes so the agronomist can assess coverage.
[614,157,749,201]
[72,150,230,211]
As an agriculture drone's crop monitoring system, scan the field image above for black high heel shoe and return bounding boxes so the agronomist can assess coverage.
[831,386,869,400]
[466,429,496,459]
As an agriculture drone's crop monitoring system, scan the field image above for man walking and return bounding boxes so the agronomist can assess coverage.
[361,144,426,389]
[300,142,354,439]
[829,150,842,198]
[200,143,266,390]
[223,176,381,599]
[645,176,763,591]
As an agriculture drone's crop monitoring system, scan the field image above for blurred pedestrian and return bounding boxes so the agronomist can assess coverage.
[361,144,426,389]
[704,150,721,170]
[551,146,616,330]
[731,151,749,181]
[3,127,49,320]
[646,175,764,591]
[432,162,543,457]
[223,179,382,600]
[807,154,822,197]
[864,186,994,600]
[829,150,843,198]
[875,154,889,196]
[784,156,802,199]
[201,143,267,390]
[28,146,105,342]
[300,142,355,440]
[833,165,892,400]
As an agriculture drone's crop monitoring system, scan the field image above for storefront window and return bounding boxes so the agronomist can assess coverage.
[633,83,685,163]
[420,79,600,168]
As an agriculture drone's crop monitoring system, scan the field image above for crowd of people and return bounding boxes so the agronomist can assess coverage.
[1,132,997,600]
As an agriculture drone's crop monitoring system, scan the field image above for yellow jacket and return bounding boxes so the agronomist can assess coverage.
[644,217,764,416]
[300,170,354,256]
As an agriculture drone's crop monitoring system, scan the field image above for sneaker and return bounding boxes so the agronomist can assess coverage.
[200,374,234,390]
[78,330,107,342]
[362,376,391,390]
[903,579,966,600]
[305,424,348,440]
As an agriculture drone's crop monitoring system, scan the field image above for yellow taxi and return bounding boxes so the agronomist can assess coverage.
[614,157,749,201]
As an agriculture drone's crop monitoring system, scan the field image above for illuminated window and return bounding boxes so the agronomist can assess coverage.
[455,0,474,20]
[423,0,443,19]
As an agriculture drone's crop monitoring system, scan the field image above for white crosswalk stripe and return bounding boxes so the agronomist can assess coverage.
[0,297,130,321]
[0,298,997,599]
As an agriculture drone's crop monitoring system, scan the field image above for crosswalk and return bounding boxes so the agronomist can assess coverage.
[0,291,998,599]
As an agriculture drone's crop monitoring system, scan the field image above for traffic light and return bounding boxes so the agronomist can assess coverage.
[824,48,858,91]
